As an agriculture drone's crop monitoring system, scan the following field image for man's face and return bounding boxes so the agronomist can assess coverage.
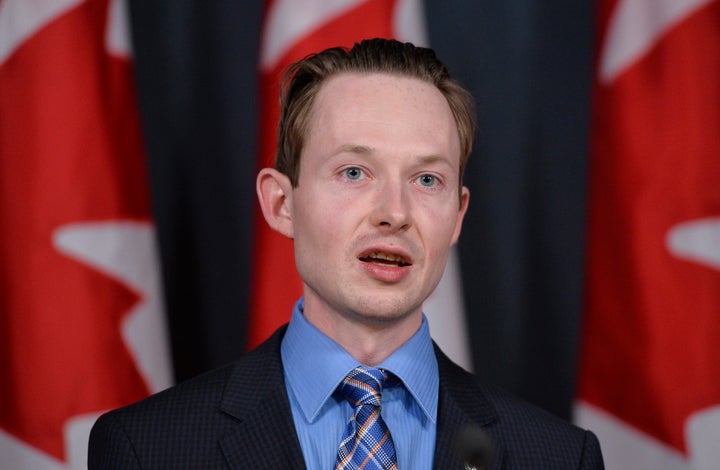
[289,72,469,327]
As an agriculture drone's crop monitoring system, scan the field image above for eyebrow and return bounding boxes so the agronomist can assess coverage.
[333,144,373,156]
[415,154,451,166]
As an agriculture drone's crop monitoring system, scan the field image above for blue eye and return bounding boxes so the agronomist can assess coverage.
[344,167,363,180]
[417,174,436,187]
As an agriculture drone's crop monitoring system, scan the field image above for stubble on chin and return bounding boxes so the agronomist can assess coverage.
[339,290,424,328]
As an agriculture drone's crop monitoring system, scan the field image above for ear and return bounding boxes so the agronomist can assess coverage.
[256,168,294,239]
[450,186,470,245]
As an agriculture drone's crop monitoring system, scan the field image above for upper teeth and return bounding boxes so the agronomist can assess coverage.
[368,252,405,263]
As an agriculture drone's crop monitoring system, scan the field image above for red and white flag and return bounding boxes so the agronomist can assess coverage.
[250,0,472,369]
[0,0,173,468]
[576,0,720,467]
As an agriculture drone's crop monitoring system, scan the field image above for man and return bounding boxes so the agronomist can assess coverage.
[89,38,604,469]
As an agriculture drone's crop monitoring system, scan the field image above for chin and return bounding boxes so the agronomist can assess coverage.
[346,297,422,325]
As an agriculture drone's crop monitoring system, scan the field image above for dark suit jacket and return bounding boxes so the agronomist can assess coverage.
[89,326,604,469]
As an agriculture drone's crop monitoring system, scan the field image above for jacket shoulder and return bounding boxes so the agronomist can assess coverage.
[435,347,604,469]
[88,328,288,469]
[88,363,238,468]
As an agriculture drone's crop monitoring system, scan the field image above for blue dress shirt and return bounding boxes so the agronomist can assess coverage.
[281,298,439,469]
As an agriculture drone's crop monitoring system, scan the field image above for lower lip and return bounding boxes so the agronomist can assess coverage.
[360,260,412,283]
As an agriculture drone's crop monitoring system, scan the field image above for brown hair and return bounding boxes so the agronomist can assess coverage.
[276,38,476,192]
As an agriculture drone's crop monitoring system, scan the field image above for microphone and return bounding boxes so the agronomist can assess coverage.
[455,424,493,470]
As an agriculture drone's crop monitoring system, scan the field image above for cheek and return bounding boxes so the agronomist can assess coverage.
[292,200,353,283]
[293,192,348,249]
[418,201,462,242]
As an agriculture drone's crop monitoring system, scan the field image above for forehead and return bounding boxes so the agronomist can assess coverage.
[311,72,447,120]
[304,72,460,159]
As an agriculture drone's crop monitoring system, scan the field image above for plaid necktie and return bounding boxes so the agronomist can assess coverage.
[335,366,398,470]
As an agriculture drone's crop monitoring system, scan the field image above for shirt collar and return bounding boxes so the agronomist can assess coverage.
[281,297,439,424]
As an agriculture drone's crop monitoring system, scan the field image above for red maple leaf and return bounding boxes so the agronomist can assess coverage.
[0,0,153,461]
[579,0,720,454]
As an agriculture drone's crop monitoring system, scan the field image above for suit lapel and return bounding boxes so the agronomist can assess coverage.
[433,346,506,470]
[218,327,307,469]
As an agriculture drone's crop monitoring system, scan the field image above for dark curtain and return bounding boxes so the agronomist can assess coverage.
[128,0,594,420]
[426,2,595,419]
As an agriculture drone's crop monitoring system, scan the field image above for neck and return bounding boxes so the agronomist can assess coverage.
[302,299,423,366]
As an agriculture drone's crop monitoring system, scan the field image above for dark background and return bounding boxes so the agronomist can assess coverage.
[127,0,595,420]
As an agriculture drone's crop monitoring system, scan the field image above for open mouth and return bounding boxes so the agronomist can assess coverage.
[359,251,411,267]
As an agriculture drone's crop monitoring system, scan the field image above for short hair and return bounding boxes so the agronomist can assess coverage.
[276,38,476,192]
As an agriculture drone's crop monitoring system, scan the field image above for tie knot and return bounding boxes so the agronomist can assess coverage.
[339,366,387,408]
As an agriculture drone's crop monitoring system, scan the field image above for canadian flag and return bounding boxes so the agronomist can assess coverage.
[249,0,472,369]
[0,1,173,468]
[576,0,720,468]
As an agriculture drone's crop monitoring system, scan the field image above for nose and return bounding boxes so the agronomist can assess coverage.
[369,179,412,232]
